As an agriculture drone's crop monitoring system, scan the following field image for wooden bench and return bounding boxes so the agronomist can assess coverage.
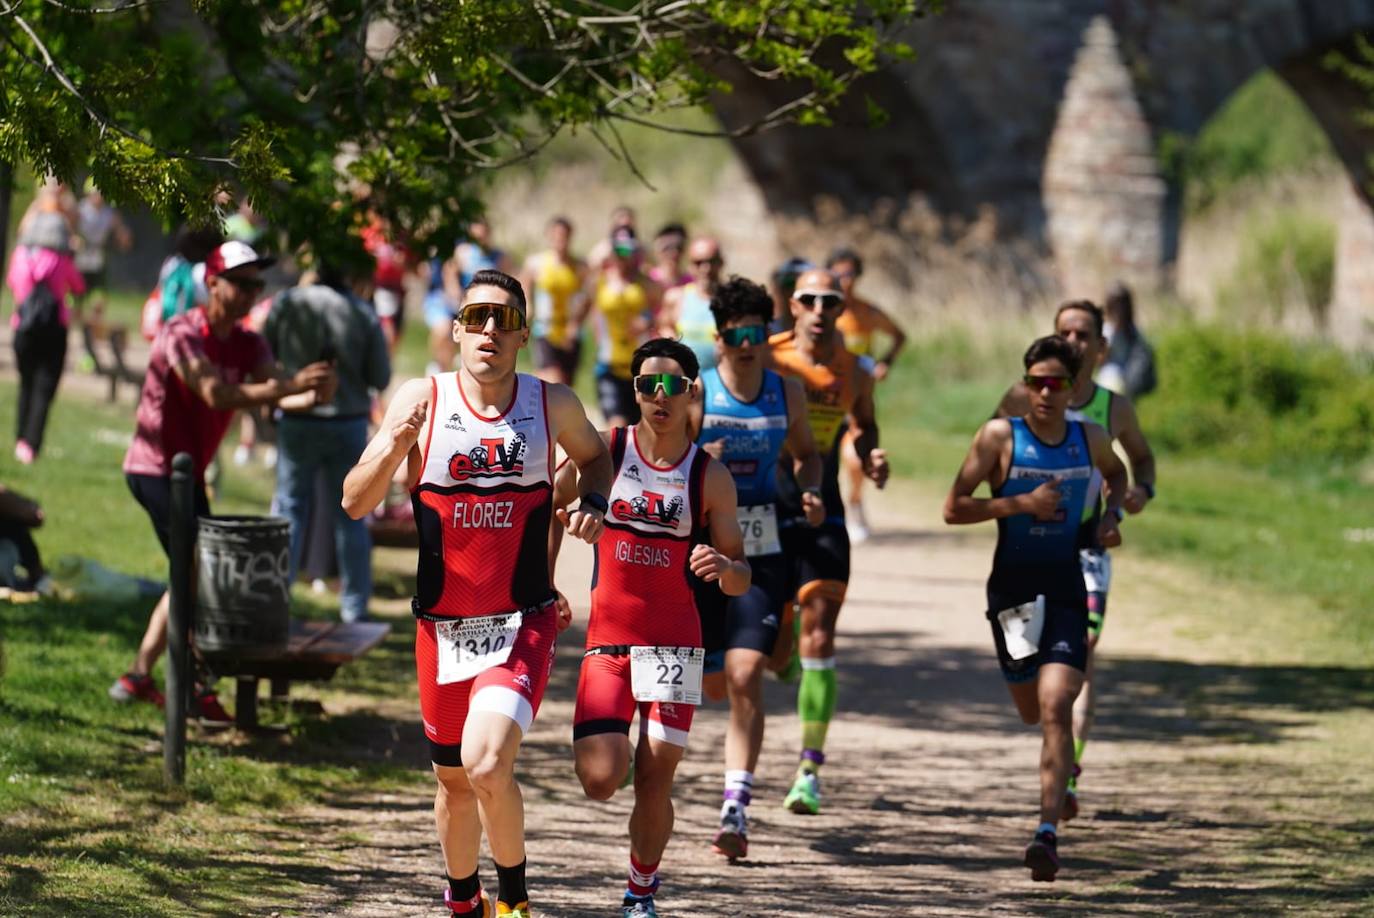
[80,320,142,402]
[202,619,391,730]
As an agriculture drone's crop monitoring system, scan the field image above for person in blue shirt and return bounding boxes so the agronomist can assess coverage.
[943,334,1127,884]
[688,276,823,862]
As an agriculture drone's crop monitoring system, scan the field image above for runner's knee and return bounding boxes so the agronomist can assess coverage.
[1039,692,1075,727]
[574,740,627,801]
[577,765,621,802]
[434,765,475,803]
[725,656,765,699]
[463,747,515,796]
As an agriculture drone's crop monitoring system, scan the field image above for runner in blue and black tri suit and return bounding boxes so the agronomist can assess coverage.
[994,299,1157,820]
[688,276,824,862]
[944,334,1127,884]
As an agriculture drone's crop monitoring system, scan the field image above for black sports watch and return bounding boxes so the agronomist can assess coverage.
[578,492,609,516]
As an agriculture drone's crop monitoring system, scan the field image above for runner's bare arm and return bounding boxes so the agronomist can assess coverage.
[691,459,751,596]
[869,304,907,376]
[686,385,705,442]
[547,384,611,543]
[175,355,331,412]
[571,271,598,328]
[549,431,610,565]
[341,378,430,519]
[642,277,665,328]
[782,377,825,523]
[1087,422,1128,546]
[1111,396,1156,513]
[517,255,537,309]
[993,381,1030,420]
[656,286,681,337]
[568,258,591,333]
[850,370,888,488]
[944,419,1045,524]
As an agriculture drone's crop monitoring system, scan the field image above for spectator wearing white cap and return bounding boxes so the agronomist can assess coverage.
[110,241,337,722]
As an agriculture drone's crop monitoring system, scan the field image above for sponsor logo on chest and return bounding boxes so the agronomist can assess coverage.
[449,432,529,481]
[612,490,685,529]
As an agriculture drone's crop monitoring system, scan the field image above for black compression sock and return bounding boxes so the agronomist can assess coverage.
[447,870,482,911]
[495,858,528,906]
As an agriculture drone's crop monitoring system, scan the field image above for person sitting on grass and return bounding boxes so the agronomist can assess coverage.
[0,483,51,596]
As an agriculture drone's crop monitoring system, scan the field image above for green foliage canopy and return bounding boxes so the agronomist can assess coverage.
[0,0,928,265]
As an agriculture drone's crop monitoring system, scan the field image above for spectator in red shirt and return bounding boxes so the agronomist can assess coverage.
[109,241,336,720]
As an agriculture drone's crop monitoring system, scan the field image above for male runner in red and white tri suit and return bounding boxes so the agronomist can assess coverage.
[344,269,611,918]
[551,337,749,918]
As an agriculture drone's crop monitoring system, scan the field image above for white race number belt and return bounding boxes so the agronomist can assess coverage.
[994,595,1046,661]
[629,645,704,705]
[737,503,781,557]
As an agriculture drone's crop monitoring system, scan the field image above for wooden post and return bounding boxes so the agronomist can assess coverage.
[164,452,195,785]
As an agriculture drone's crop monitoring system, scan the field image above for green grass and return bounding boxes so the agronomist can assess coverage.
[1174,70,1336,214]
[0,383,426,916]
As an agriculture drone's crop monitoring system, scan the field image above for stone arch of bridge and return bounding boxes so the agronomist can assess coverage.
[1043,1,1374,318]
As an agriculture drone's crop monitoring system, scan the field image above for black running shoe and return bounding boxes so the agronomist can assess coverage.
[1024,830,1060,882]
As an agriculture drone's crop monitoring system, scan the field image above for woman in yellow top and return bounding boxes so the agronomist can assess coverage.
[827,248,906,544]
[580,226,662,426]
[519,216,588,386]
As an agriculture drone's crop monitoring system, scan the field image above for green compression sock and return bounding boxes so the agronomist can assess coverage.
[798,657,837,754]
[1074,737,1086,764]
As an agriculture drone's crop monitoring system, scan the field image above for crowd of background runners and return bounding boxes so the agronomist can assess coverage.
[3,185,1160,913]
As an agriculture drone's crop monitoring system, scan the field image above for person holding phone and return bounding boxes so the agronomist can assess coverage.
[264,262,391,623]
[943,334,1127,883]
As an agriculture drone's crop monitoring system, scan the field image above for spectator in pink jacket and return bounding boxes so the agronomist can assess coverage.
[6,212,84,464]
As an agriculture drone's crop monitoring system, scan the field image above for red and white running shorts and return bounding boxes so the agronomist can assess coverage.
[416,602,558,766]
[572,652,695,748]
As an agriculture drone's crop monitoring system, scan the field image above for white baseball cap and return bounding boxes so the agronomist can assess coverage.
[204,240,275,279]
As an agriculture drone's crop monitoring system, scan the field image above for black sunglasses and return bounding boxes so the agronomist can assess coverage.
[795,292,842,311]
[720,325,767,347]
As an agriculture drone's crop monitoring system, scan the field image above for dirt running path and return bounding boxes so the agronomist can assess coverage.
[288,486,1373,917]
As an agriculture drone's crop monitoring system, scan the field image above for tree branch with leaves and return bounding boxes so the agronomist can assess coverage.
[0,0,933,265]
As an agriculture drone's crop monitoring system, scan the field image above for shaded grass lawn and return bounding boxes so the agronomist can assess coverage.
[0,379,428,916]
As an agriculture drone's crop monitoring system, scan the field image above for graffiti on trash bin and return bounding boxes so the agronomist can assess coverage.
[199,545,291,607]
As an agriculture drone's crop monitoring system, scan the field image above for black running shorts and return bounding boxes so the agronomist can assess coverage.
[596,370,640,424]
[534,337,581,381]
[985,566,1088,683]
[724,553,791,656]
[783,521,850,591]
